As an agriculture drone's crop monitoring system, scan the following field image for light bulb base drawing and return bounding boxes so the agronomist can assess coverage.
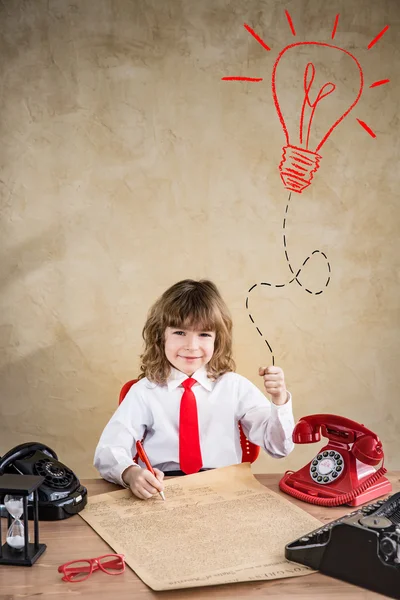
[279,145,322,193]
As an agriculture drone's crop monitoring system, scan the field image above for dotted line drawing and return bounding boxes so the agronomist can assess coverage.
[245,192,331,365]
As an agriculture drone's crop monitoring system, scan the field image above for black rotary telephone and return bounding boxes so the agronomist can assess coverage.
[0,442,87,520]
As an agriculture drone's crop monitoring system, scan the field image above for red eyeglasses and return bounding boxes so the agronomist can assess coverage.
[58,554,125,582]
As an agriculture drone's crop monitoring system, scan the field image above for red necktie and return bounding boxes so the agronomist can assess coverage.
[179,378,203,474]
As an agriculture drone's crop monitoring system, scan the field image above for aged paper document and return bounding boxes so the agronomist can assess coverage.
[80,463,322,590]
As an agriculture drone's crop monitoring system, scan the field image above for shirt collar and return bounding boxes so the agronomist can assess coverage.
[167,365,214,392]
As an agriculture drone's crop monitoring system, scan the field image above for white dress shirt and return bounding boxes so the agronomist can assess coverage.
[94,366,295,486]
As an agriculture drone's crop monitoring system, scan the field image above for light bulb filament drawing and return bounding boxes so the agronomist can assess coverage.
[300,63,336,150]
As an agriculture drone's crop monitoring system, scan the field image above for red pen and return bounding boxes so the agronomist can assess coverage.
[136,441,166,501]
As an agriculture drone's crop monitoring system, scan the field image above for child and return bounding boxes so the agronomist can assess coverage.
[94,279,295,500]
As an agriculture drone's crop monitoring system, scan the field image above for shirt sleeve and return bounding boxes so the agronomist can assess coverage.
[236,376,295,458]
[93,385,152,486]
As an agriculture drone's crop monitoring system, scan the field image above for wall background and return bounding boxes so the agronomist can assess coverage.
[0,0,399,477]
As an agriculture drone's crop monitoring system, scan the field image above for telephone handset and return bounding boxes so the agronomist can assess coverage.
[0,442,87,520]
[279,414,392,507]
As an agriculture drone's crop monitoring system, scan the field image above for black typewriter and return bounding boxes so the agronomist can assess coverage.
[285,491,400,599]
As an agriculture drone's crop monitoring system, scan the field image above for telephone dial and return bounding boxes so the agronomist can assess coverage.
[279,414,392,506]
[0,442,87,520]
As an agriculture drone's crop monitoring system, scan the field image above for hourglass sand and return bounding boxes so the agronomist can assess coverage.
[5,495,26,551]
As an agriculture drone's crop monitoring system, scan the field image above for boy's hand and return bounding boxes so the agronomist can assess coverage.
[122,465,165,500]
[259,365,288,405]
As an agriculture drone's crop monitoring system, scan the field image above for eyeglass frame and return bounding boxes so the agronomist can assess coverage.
[58,553,125,582]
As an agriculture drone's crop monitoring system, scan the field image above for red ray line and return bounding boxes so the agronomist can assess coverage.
[243,23,271,51]
[356,118,376,138]
[331,14,339,39]
[221,77,263,81]
[221,77,263,82]
[368,25,389,49]
[370,78,390,88]
[285,10,296,36]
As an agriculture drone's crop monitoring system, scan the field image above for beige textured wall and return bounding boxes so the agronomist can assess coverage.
[1,0,399,478]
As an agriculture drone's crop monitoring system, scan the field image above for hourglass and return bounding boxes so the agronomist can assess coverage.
[0,474,46,566]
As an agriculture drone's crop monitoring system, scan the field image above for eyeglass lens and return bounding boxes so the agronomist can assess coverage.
[98,555,125,574]
[64,560,92,582]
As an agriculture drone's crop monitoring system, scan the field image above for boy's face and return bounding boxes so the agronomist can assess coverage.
[164,326,216,376]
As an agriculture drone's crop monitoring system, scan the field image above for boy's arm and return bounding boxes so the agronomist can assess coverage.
[237,374,295,458]
[93,388,151,486]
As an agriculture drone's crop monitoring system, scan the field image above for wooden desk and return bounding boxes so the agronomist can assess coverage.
[0,472,399,599]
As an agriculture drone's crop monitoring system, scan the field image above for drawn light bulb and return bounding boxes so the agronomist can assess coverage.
[272,42,364,193]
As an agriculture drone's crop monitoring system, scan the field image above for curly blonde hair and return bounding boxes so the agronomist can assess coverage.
[138,279,236,384]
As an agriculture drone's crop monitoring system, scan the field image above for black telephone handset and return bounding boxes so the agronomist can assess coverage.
[0,442,87,520]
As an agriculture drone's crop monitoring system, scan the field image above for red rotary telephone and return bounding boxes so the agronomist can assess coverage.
[279,414,392,506]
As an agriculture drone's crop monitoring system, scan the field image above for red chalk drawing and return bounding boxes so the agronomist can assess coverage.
[368,25,390,50]
[243,23,270,51]
[285,10,296,36]
[331,14,340,40]
[221,77,263,82]
[356,119,376,138]
[370,79,390,88]
[222,14,390,194]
